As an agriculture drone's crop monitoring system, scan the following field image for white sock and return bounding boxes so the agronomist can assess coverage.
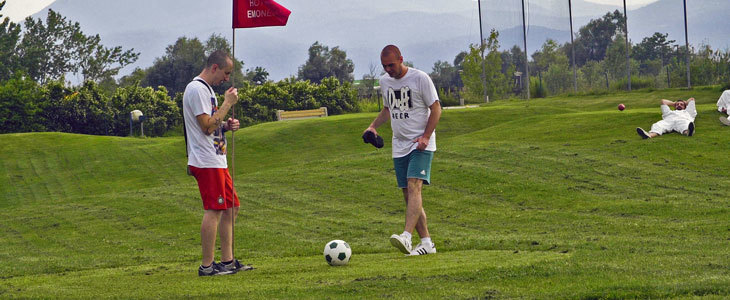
[401,231,412,240]
[421,237,432,245]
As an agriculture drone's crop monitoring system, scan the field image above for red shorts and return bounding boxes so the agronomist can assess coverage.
[189,166,240,210]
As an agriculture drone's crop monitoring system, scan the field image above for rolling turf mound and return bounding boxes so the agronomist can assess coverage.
[1,87,729,298]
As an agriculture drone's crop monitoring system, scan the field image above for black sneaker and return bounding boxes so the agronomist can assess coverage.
[198,262,234,276]
[687,122,694,136]
[220,259,255,273]
[636,127,650,139]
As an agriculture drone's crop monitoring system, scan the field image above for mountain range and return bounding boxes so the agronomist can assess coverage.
[30,0,730,81]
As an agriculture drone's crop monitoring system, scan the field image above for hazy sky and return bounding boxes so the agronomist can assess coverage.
[586,0,658,5]
[3,0,661,23]
[2,0,56,22]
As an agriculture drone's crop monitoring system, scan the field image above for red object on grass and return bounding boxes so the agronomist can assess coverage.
[233,0,291,29]
[618,104,625,111]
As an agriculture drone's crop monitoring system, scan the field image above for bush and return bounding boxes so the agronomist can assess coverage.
[0,74,45,133]
[611,76,654,91]
[437,88,460,107]
[41,81,116,135]
[0,75,359,136]
[238,76,359,126]
[530,77,546,98]
[110,83,180,136]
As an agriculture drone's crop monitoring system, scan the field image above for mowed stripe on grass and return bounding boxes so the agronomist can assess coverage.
[1,86,729,298]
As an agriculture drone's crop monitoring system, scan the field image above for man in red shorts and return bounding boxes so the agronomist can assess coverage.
[183,50,252,276]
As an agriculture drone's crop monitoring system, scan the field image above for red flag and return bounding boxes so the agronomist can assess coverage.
[233,0,291,28]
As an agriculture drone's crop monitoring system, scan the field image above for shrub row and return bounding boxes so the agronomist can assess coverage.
[1,75,360,136]
[0,75,179,136]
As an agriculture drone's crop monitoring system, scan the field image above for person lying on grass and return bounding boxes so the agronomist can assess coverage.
[716,90,730,126]
[636,98,696,139]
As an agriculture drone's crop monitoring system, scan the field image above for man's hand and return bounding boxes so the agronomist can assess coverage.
[224,87,239,106]
[414,135,429,151]
[363,127,378,136]
[225,118,240,131]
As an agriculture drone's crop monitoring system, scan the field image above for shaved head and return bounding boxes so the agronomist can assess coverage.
[380,44,406,79]
[381,45,402,59]
[206,50,232,69]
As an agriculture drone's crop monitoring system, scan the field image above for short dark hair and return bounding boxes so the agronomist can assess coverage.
[381,45,402,58]
[206,50,231,69]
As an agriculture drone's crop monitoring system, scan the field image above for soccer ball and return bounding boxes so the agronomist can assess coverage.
[323,240,351,266]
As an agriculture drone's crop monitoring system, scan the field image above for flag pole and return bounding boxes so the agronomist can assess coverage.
[230,26,236,266]
[521,0,530,104]
[623,0,631,91]
[568,0,577,93]
[231,28,236,181]
[683,0,691,89]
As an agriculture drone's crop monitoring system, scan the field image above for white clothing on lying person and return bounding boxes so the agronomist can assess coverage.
[717,90,730,113]
[649,102,697,135]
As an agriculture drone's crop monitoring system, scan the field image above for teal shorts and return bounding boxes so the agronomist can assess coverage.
[393,150,434,188]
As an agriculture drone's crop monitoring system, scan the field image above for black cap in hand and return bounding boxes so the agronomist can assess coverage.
[362,131,384,148]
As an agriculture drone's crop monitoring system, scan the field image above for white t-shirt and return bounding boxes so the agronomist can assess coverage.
[183,77,228,168]
[661,101,697,122]
[380,67,439,158]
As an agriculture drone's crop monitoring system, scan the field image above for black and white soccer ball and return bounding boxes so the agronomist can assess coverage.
[323,240,351,266]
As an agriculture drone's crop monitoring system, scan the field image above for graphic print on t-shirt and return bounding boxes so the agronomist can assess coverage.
[210,96,227,155]
[387,86,412,120]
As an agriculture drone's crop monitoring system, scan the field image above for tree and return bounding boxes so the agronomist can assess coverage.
[0,1,21,81]
[605,34,630,80]
[532,40,567,73]
[430,51,465,95]
[143,34,245,96]
[357,63,378,100]
[244,66,269,85]
[76,33,139,82]
[143,37,205,96]
[532,39,571,95]
[632,32,674,65]
[461,29,507,101]
[572,10,625,66]
[579,60,605,90]
[117,68,147,88]
[203,33,245,93]
[297,41,354,84]
[15,9,138,84]
[430,60,457,92]
[0,74,45,133]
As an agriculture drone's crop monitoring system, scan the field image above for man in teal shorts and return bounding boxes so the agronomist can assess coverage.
[363,44,442,256]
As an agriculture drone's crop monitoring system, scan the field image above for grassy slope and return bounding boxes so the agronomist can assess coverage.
[1,87,729,299]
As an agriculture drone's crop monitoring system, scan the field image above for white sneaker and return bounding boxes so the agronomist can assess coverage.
[409,242,437,256]
[720,116,730,126]
[389,233,412,254]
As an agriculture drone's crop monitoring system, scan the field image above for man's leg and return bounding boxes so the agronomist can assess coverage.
[201,209,223,266]
[649,120,670,137]
[219,206,239,262]
[402,182,429,238]
[677,120,694,136]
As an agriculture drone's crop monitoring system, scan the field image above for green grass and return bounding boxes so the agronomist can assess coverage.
[1,87,729,299]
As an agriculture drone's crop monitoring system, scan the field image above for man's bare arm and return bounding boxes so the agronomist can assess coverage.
[196,87,238,135]
[365,107,391,134]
